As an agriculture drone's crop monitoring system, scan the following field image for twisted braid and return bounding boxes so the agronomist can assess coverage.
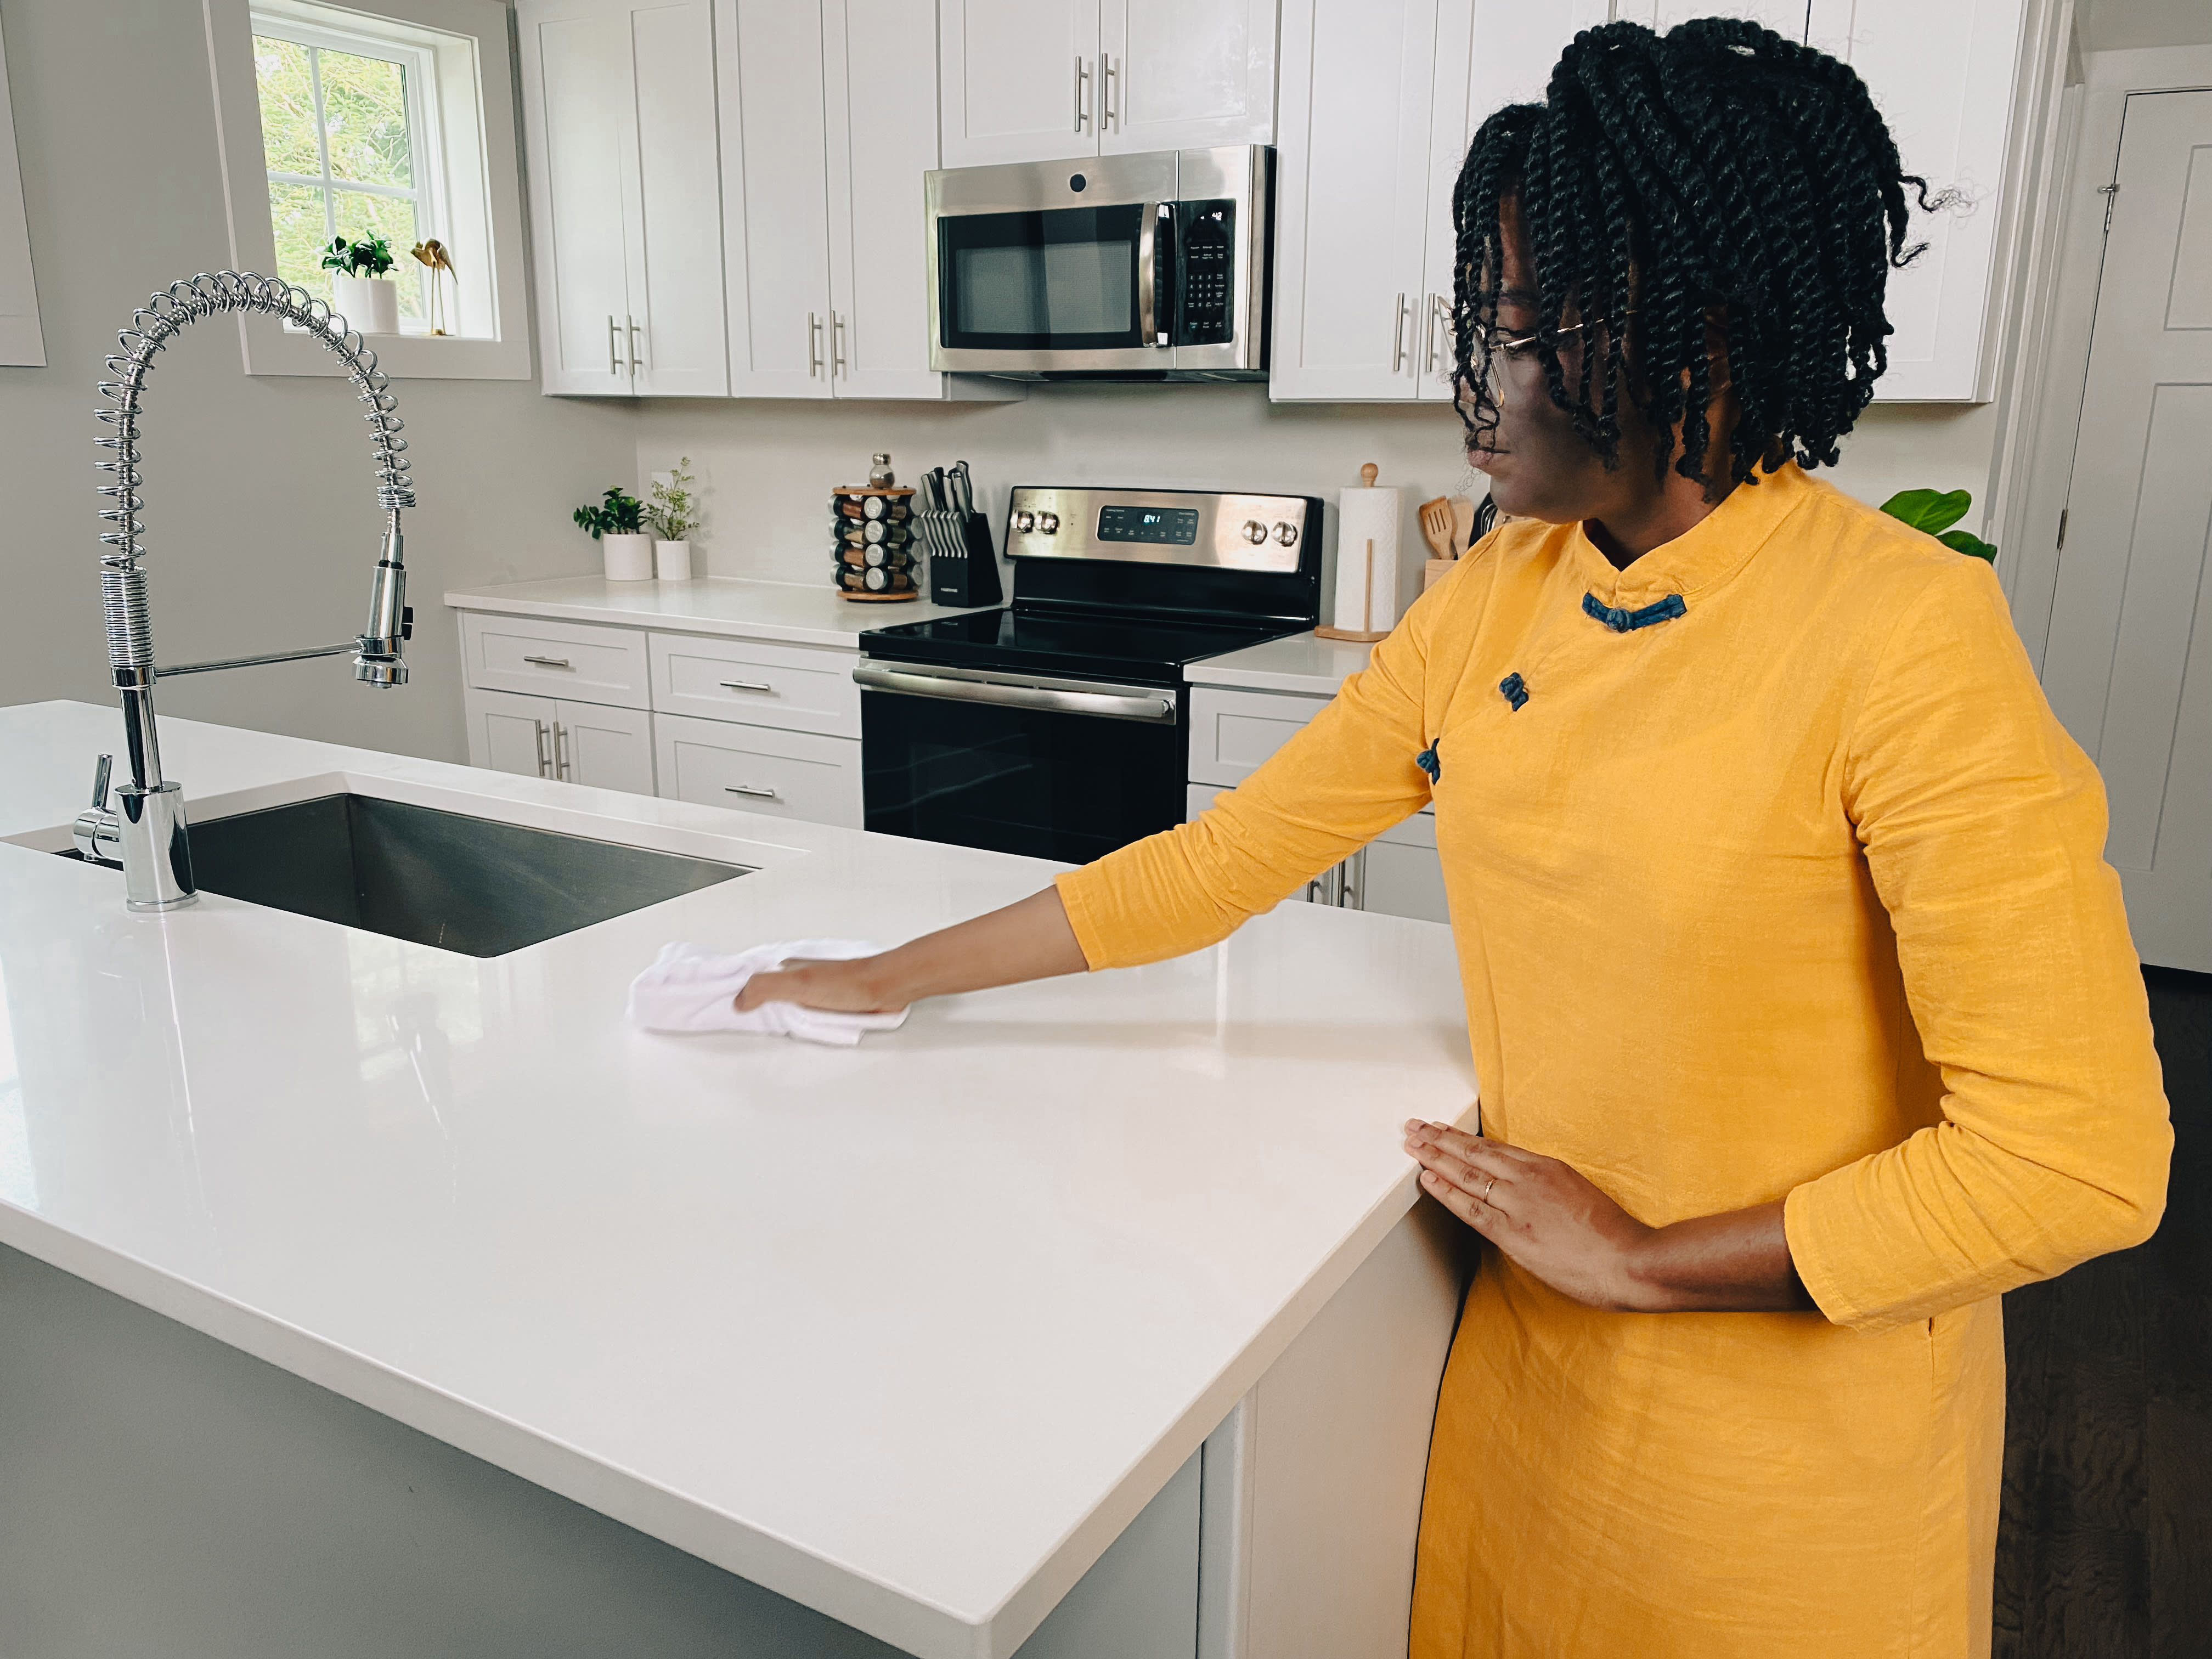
[1453,18,1931,488]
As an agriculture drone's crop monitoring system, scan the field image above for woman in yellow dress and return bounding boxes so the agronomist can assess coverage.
[746,18,2171,1655]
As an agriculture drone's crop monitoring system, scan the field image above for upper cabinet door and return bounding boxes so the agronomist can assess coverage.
[1414,0,1474,403]
[1271,0,1442,400]
[1097,0,1278,154]
[940,0,1101,166]
[1808,0,2028,400]
[625,1,729,396]
[823,0,946,398]
[718,0,834,397]
[519,1,635,394]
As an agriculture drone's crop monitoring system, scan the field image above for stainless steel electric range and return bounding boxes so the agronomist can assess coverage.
[856,484,1324,863]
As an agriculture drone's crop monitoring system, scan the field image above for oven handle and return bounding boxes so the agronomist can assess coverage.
[854,662,1178,724]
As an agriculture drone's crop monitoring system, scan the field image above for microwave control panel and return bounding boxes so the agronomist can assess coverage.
[1174,200,1235,347]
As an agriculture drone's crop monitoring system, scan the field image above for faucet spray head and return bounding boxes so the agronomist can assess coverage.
[355,510,411,688]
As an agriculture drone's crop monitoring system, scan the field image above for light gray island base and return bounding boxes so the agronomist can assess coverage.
[2,1204,1467,1658]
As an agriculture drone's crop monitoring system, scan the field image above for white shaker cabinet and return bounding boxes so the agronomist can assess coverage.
[464,686,657,795]
[518,0,729,397]
[940,0,1100,166]
[1807,0,2032,400]
[1098,0,1279,154]
[1271,0,1451,401]
[718,0,835,398]
[940,0,1276,167]
[720,0,1017,401]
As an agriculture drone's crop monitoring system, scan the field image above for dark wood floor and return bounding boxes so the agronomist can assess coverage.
[1994,966,2211,1659]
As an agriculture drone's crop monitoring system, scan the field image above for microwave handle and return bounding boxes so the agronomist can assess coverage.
[1138,202,1168,348]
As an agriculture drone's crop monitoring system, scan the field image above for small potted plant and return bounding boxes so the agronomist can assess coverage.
[573,485,654,582]
[647,457,700,581]
[321,234,400,335]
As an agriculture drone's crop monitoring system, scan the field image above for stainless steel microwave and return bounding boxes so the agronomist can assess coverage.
[924,146,1272,381]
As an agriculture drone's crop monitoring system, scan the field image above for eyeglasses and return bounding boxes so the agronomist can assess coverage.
[1483,311,1637,357]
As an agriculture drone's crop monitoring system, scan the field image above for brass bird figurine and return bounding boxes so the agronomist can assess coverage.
[410,239,454,335]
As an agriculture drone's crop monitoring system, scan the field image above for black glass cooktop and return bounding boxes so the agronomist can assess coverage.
[860,606,1303,685]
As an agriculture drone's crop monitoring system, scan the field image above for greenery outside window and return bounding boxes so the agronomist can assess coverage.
[253,15,440,324]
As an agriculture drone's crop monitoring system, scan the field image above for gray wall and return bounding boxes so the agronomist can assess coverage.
[0,0,633,765]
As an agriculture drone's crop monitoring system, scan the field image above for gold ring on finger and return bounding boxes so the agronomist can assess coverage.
[1481,1176,1497,1205]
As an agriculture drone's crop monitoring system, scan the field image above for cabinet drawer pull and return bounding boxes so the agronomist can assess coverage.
[522,654,573,669]
[717,678,774,693]
[724,783,780,800]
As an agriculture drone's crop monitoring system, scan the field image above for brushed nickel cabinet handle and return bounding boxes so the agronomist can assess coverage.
[807,312,825,376]
[533,718,551,778]
[831,312,848,377]
[1103,55,1118,131]
[724,783,779,800]
[608,314,621,375]
[717,678,774,692]
[552,721,571,780]
[627,315,642,374]
[522,654,573,669]
[1390,293,1409,373]
[1074,56,1091,132]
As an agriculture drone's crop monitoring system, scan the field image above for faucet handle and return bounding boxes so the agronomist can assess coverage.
[89,753,112,811]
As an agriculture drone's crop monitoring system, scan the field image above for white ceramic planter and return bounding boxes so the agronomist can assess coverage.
[331,273,400,335]
[602,533,655,583]
[654,539,693,582]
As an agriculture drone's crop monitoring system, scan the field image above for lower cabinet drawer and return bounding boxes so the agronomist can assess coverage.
[460,612,651,709]
[654,713,862,829]
[648,632,861,737]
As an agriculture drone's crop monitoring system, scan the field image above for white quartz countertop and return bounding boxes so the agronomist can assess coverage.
[443,574,983,647]
[0,699,1472,1659]
[1184,631,1374,697]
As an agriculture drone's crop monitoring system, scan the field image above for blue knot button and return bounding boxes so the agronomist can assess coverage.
[1499,673,1528,711]
[1583,591,1686,632]
[1415,743,1441,781]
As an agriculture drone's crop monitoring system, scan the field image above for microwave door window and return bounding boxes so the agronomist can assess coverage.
[940,205,1143,352]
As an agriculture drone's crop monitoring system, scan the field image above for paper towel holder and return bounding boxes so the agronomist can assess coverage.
[1317,462,1395,643]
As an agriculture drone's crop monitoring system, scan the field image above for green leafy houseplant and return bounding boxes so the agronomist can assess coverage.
[1880,488,1996,563]
[647,456,700,542]
[573,486,647,540]
[319,234,396,278]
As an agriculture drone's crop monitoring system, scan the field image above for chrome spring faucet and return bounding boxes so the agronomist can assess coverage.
[80,270,417,911]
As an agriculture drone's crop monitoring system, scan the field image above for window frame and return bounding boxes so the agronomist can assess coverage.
[251,9,445,331]
[205,0,532,380]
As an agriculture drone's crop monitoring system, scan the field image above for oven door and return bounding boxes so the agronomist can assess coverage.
[928,151,1176,375]
[856,663,1187,863]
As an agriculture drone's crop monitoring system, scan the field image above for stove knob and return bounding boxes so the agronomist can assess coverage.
[1241,519,1267,544]
[1037,512,1060,534]
[1013,511,1036,533]
[1272,522,1300,546]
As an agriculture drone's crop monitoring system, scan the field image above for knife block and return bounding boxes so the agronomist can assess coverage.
[925,510,1004,607]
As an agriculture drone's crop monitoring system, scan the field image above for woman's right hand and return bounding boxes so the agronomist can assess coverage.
[738,956,904,1015]
[735,886,1088,1018]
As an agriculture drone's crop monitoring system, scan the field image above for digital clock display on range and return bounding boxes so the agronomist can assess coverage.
[1096,505,1200,545]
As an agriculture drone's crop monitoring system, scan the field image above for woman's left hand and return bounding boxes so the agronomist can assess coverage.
[1403,1120,1657,1312]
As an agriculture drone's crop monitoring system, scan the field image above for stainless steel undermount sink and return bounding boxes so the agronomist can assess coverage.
[75,793,749,957]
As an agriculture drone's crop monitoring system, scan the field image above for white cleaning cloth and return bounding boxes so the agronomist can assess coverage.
[626,940,908,1047]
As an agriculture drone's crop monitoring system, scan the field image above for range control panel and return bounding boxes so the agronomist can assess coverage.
[1006,486,1314,574]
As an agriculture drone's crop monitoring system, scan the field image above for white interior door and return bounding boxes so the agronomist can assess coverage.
[1097,0,1277,154]
[519,1,635,394]
[939,0,1101,167]
[716,0,834,397]
[824,0,945,398]
[1807,0,2028,400]
[2040,88,2212,972]
[1270,0,1442,401]
[625,0,730,396]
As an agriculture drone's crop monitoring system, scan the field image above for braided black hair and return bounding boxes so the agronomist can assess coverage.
[1452,18,1941,489]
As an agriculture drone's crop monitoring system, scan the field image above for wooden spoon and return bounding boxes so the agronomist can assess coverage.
[1418,496,1457,561]
[1448,495,1477,555]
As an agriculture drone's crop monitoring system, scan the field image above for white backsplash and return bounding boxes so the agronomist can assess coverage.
[631,382,2000,619]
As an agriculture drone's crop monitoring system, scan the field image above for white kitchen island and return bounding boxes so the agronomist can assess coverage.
[0,699,1475,1659]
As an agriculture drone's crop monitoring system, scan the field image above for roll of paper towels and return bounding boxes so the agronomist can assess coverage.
[1331,464,1401,637]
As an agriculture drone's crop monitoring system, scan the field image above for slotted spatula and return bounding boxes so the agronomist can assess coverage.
[1419,496,1458,561]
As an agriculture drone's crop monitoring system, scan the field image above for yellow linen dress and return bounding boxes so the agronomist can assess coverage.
[1054,464,2171,1658]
